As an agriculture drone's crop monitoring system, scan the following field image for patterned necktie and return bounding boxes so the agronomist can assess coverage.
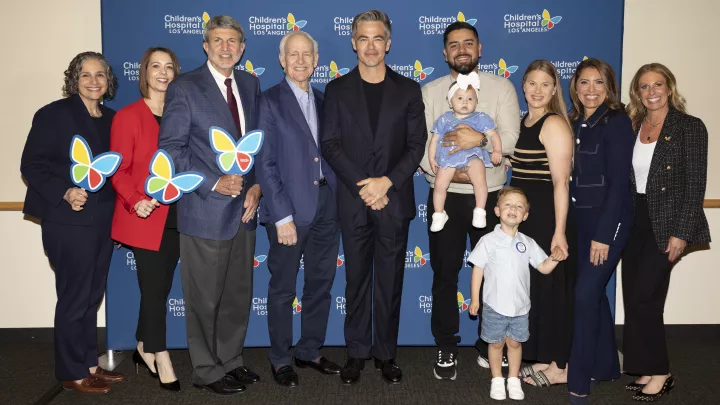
[224,78,242,135]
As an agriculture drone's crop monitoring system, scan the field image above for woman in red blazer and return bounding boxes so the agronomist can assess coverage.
[110,47,181,392]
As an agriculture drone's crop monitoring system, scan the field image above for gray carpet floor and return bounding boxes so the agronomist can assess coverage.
[2,326,718,405]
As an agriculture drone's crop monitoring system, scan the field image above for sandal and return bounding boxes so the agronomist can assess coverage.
[524,370,551,387]
[520,365,536,379]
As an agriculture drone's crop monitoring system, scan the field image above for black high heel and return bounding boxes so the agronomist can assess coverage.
[155,361,181,392]
[132,349,158,378]
[632,375,674,402]
[626,381,647,392]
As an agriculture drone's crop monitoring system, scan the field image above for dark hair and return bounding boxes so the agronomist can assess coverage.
[569,58,623,121]
[62,51,118,101]
[351,10,392,39]
[443,22,478,46]
[139,47,181,99]
[497,186,530,209]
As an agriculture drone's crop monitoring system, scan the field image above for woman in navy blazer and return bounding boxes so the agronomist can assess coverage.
[566,58,635,404]
[20,52,125,394]
[110,47,181,391]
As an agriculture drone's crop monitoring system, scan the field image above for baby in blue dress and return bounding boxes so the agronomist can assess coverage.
[428,71,503,232]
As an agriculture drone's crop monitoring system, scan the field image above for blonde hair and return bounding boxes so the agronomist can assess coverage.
[522,60,570,127]
[497,186,530,210]
[569,58,623,122]
[627,63,686,131]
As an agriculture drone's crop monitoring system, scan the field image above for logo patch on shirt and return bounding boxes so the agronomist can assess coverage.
[516,242,526,253]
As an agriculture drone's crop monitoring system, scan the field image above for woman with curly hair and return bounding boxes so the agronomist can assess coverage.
[20,51,125,394]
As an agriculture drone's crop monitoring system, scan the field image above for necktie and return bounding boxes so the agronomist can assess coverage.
[224,78,242,136]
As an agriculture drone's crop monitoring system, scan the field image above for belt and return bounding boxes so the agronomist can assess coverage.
[319,178,328,187]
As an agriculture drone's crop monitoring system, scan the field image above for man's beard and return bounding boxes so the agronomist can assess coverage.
[447,55,478,75]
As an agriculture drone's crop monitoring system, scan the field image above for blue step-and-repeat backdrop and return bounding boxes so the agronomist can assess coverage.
[102,0,625,350]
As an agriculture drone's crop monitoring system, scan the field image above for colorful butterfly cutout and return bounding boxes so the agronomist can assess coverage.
[253,254,267,268]
[541,9,562,29]
[329,61,349,79]
[287,13,307,31]
[144,150,205,204]
[498,58,518,78]
[413,60,435,81]
[201,12,210,29]
[457,292,471,312]
[209,127,264,175]
[69,135,122,192]
[244,60,265,77]
[413,246,430,265]
[457,12,477,26]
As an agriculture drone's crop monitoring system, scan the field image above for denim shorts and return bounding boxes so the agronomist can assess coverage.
[480,303,530,344]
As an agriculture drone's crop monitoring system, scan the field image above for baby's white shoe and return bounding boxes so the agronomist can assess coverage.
[490,377,507,400]
[430,211,449,232]
[472,208,487,228]
[507,376,525,400]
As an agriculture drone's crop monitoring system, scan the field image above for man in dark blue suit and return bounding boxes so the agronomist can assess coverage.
[256,31,341,388]
[158,15,261,396]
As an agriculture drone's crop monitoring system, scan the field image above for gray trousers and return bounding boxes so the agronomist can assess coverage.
[180,227,255,385]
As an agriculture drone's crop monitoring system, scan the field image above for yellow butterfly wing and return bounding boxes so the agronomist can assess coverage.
[583,56,589,60]
[211,128,238,152]
[542,9,551,20]
[151,151,172,180]
[499,58,507,70]
[288,13,296,25]
[330,61,338,72]
[245,60,253,71]
[457,12,466,22]
[203,12,210,23]
[414,60,422,71]
[414,246,423,257]
[71,137,91,166]
[456,292,464,303]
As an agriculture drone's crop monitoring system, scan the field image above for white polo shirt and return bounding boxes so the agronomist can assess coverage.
[467,225,547,317]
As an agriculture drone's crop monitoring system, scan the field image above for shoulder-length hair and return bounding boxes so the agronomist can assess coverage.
[62,51,118,101]
[139,47,181,99]
[627,63,686,131]
[522,60,570,126]
[569,58,623,121]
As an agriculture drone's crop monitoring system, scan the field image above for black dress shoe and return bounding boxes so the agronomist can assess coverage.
[132,350,158,378]
[295,357,341,375]
[193,375,247,395]
[228,366,260,384]
[154,361,181,392]
[632,375,675,402]
[340,358,365,385]
[626,381,647,392]
[271,365,299,387]
[374,359,402,384]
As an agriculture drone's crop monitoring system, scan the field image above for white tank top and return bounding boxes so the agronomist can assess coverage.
[632,127,657,194]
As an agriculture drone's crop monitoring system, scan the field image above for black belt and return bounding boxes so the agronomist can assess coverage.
[319,178,328,187]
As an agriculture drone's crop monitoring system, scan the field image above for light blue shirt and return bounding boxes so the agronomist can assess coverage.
[276,77,321,226]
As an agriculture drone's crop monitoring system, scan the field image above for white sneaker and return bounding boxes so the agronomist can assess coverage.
[430,211,449,232]
[477,354,490,369]
[507,377,525,400]
[472,208,487,228]
[490,377,507,400]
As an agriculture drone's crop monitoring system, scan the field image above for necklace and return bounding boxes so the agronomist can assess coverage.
[644,115,663,128]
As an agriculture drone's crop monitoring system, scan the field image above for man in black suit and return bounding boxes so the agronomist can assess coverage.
[321,9,427,385]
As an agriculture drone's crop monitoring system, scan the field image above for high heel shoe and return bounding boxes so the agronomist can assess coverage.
[155,361,181,392]
[133,349,158,378]
[632,375,674,402]
[625,381,647,391]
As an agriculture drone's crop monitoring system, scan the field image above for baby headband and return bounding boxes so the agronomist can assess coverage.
[448,71,481,100]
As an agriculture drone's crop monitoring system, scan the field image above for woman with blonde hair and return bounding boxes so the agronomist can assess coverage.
[509,60,576,388]
[622,63,709,402]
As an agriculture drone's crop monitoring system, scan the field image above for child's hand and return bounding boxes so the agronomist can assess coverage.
[429,156,439,174]
[491,150,502,166]
[550,246,566,261]
[469,300,480,316]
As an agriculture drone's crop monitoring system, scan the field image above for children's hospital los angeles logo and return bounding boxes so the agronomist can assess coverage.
[389,60,434,83]
[235,60,265,77]
[164,11,209,35]
[418,11,476,35]
[552,56,589,80]
[406,246,430,268]
[310,60,349,85]
[248,13,306,36]
[479,58,519,79]
[504,9,562,34]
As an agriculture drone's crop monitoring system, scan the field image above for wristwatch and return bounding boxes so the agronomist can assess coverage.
[479,133,488,148]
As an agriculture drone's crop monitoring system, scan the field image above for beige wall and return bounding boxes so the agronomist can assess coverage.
[0,0,717,327]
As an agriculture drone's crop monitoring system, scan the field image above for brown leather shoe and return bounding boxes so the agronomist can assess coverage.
[91,367,126,383]
[63,376,111,394]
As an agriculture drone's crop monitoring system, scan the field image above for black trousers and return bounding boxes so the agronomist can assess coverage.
[265,185,340,366]
[42,219,113,381]
[621,195,674,376]
[427,189,499,353]
[342,208,410,360]
[132,227,180,353]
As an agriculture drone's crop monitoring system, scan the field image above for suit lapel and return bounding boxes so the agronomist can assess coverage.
[280,80,316,146]
[69,94,102,152]
[347,67,374,139]
[647,108,680,184]
[200,64,239,139]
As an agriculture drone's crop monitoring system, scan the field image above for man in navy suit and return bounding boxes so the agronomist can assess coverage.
[256,31,341,388]
[158,15,261,396]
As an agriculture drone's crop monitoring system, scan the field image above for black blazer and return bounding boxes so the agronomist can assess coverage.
[21,94,116,226]
[631,106,711,251]
[321,67,427,225]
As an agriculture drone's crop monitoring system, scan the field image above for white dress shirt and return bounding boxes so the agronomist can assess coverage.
[632,127,657,194]
[207,61,245,135]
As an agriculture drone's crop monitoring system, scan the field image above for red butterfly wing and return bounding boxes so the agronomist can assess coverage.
[89,169,102,190]
[237,152,252,172]
[164,183,180,202]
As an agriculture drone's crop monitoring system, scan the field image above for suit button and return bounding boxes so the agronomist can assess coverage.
[666,165,671,170]
[314,157,319,162]
[661,187,666,191]
[314,180,319,185]
[576,138,580,144]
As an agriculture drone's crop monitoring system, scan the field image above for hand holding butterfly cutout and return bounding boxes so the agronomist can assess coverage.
[69,135,122,192]
[144,150,205,204]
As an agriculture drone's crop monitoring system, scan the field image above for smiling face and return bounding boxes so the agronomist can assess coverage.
[203,28,245,76]
[281,34,317,88]
[575,67,607,117]
[77,59,108,104]
[637,71,669,113]
[494,191,529,227]
[352,21,391,69]
[443,28,481,75]
[449,87,478,116]
[523,69,556,110]
[146,51,175,95]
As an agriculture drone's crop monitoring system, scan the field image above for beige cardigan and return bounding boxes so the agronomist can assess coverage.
[419,71,520,193]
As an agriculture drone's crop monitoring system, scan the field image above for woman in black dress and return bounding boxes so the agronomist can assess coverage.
[508,60,575,387]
